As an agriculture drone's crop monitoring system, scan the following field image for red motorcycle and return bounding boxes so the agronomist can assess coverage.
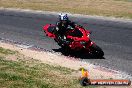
[43,24,104,57]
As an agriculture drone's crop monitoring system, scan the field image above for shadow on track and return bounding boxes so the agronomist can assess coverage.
[52,48,105,59]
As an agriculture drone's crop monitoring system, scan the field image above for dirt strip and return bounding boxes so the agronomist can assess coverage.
[0,42,131,83]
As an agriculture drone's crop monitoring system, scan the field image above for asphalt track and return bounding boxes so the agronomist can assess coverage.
[0,9,132,76]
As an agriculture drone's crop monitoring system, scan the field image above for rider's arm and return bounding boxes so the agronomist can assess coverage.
[69,21,77,28]
[55,21,60,31]
[69,20,84,28]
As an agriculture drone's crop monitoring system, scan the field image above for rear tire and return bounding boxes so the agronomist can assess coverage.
[90,44,104,58]
[61,45,72,55]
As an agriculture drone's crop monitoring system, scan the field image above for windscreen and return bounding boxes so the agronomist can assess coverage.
[69,29,83,38]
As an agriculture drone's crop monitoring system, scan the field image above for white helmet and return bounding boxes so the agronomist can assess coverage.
[59,13,69,21]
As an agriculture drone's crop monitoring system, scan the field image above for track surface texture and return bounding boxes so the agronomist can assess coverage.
[0,9,132,76]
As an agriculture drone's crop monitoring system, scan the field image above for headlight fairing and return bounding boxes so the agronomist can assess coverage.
[80,41,86,45]
[87,34,90,37]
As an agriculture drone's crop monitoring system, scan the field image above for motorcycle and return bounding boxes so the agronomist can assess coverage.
[43,24,104,58]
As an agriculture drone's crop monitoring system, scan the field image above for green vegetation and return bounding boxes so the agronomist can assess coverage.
[0,47,95,88]
[114,0,132,2]
[0,58,54,88]
[0,47,16,55]
[0,0,132,19]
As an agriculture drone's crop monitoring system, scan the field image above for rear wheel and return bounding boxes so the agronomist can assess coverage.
[61,45,72,55]
[89,44,104,58]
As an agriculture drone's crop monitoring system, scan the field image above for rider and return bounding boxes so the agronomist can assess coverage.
[55,13,76,44]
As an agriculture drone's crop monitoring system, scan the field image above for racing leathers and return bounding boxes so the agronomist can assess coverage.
[55,20,76,45]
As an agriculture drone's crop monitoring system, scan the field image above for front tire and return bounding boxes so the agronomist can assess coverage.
[89,44,104,58]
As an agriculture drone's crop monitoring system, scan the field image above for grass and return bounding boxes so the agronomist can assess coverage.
[0,47,95,88]
[0,58,54,88]
[0,0,132,19]
[115,0,132,2]
[0,47,16,55]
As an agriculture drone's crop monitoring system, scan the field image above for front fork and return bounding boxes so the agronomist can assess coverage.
[85,40,95,52]
[86,40,94,48]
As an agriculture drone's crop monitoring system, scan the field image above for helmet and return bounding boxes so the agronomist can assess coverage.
[59,13,69,21]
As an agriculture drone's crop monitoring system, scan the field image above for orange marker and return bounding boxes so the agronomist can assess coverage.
[81,68,89,78]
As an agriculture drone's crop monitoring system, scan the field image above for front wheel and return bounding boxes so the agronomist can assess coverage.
[89,44,104,58]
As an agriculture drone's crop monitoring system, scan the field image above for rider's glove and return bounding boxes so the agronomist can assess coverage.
[56,27,59,31]
[67,25,74,30]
